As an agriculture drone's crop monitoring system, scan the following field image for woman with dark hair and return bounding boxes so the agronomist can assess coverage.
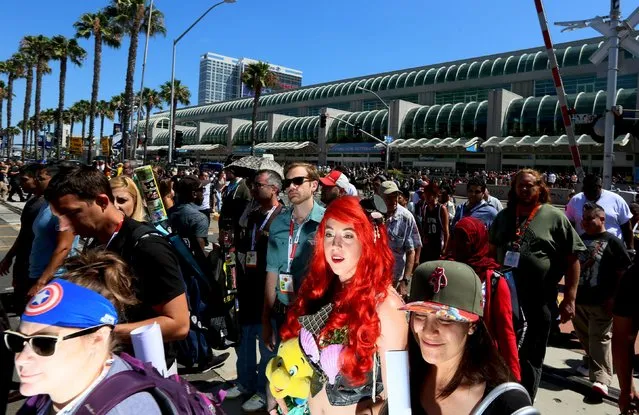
[449,217,521,381]
[280,196,407,414]
[417,183,449,263]
[403,260,533,415]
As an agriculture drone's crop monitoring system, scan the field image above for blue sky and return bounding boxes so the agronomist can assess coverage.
[0,0,621,143]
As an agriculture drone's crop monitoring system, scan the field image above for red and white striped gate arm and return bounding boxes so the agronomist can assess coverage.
[534,0,585,179]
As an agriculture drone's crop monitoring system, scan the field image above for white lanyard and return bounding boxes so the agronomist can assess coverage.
[287,215,309,273]
[251,205,278,251]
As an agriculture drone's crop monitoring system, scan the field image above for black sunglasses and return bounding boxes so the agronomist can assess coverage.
[283,176,310,189]
[4,325,110,357]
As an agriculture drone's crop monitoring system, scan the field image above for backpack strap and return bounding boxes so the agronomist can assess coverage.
[16,395,50,415]
[470,382,532,415]
[75,370,176,415]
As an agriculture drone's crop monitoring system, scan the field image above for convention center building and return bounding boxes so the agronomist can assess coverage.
[138,36,639,175]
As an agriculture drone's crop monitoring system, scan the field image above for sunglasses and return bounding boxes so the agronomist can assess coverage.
[283,176,310,189]
[4,325,110,357]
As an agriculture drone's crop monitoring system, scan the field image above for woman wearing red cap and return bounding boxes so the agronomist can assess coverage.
[402,260,534,415]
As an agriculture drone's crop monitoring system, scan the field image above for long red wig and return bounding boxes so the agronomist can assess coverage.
[280,196,395,386]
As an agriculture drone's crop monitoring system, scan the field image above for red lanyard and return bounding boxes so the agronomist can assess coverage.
[105,218,124,249]
[512,204,542,250]
[287,216,307,273]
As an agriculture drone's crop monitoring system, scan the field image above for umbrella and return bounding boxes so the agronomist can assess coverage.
[226,156,284,179]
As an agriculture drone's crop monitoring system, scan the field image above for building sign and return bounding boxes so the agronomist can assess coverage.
[101,137,111,154]
[69,137,83,155]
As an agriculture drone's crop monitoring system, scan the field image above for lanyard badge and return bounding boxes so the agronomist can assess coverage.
[505,204,542,268]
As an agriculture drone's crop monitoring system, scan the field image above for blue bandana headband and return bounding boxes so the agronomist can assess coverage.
[21,278,119,328]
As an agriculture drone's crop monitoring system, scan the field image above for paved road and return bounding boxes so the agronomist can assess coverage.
[0,200,625,414]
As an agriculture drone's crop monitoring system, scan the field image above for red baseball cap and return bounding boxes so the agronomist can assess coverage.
[319,170,348,190]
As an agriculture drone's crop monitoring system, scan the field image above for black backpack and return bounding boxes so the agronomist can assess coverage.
[130,225,215,368]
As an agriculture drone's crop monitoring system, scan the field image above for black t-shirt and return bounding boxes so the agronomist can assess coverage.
[88,217,185,363]
[614,263,639,323]
[236,205,282,324]
[410,383,532,415]
[8,166,20,184]
[577,232,631,305]
[14,196,46,276]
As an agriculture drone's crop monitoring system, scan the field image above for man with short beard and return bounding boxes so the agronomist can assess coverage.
[489,168,585,400]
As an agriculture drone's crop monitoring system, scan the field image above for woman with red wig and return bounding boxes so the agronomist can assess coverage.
[280,196,408,414]
[450,217,521,381]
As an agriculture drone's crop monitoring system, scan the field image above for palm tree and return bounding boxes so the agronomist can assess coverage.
[96,100,114,142]
[71,100,91,140]
[141,87,162,163]
[65,108,77,140]
[74,11,122,162]
[21,35,54,160]
[51,35,87,157]
[110,93,125,125]
[3,126,20,156]
[0,55,26,158]
[241,62,278,155]
[0,80,7,132]
[159,80,190,150]
[106,0,166,158]
[15,50,35,161]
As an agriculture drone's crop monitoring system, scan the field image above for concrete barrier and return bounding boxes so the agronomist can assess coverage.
[454,185,574,205]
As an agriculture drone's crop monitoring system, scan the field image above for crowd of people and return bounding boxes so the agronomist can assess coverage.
[0,157,638,414]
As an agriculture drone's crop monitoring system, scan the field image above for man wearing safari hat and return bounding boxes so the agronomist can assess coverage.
[381,180,421,290]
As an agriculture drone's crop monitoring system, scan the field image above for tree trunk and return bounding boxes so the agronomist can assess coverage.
[250,88,260,156]
[57,57,67,160]
[22,67,33,161]
[34,58,45,161]
[81,117,86,140]
[100,114,105,141]
[0,95,3,131]
[69,116,75,156]
[6,76,14,158]
[122,8,144,162]
[88,28,102,164]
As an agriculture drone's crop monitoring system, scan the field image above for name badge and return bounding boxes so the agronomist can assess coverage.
[246,251,258,268]
[504,251,521,268]
[279,273,294,294]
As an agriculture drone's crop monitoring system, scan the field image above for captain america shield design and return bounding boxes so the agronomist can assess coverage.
[24,282,63,316]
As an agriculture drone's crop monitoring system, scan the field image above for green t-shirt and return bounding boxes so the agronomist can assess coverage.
[489,204,586,306]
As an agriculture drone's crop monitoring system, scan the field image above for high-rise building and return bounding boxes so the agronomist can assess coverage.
[198,52,303,105]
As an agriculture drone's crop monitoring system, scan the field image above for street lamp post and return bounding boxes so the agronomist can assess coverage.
[168,0,236,164]
[356,86,391,170]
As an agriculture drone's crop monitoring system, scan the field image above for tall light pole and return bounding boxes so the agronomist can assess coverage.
[137,0,154,163]
[168,0,236,164]
[356,86,391,170]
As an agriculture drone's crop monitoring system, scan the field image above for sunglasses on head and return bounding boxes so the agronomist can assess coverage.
[283,176,309,189]
[4,325,110,357]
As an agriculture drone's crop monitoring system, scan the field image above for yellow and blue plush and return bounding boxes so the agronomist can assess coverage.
[266,337,313,400]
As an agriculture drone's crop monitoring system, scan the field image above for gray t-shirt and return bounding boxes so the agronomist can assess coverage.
[33,355,162,414]
[169,202,210,240]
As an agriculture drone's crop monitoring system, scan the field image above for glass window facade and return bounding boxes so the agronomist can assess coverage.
[435,85,509,105]
[534,74,638,96]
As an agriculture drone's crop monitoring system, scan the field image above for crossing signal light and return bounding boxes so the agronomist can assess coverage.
[320,114,327,128]
[175,130,184,148]
[380,148,387,162]
[354,122,362,139]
